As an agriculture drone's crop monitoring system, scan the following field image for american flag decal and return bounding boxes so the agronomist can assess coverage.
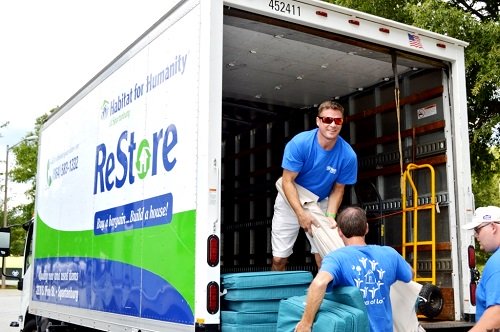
[408,33,423,48]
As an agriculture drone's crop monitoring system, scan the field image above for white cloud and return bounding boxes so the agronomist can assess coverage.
[0,0,176,205]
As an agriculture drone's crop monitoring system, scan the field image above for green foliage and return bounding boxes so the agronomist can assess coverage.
[406,0,477,40]
[448,0,499,21]
[471,147,500,207]
[1,111,52,255]
[9,139,38,223]
[325,0,417,23]
[9,112,51,224]
[8,207,28,256]
[0,206,26,255]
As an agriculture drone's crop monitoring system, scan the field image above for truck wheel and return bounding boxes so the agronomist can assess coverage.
[418,283,444,318]
[22,319,37,332]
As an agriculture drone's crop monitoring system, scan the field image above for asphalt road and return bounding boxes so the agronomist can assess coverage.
[0,288,22,331]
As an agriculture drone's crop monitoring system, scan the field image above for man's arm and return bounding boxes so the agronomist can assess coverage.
[325,183,345,227]
[282,170,317,233]
[469,305,500,332]
[295,271,333,332]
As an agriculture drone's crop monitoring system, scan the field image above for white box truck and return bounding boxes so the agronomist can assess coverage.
[1,0,478,330]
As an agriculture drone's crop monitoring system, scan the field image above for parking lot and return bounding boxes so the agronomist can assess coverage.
[0,288,21,331]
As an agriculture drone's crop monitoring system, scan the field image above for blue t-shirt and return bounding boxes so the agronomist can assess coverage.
[282,128,357,200]
[320,245,413,332]
[475,247,500,320]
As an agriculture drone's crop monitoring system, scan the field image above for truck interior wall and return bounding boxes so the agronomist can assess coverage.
[350,68,454,290]
[220,68,454,282]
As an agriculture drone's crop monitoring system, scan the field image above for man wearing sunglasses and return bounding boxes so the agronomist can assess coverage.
[463,206,500,331]
[271,100,357,271]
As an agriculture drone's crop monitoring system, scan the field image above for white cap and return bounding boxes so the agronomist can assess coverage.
[463,206,500,230]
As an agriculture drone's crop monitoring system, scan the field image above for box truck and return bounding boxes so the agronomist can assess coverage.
[1,0,478,330]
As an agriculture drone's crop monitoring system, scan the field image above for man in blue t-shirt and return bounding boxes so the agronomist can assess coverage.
[463,206,500,331]
[271,101,357,270]
[295,207,413,332]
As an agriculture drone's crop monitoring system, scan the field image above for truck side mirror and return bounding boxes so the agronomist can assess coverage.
[0,227,11,257]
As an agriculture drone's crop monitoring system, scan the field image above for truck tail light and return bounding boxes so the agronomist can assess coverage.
[207,235,219,267]
[207,281,219,314]
[468,245,479,306]
[470,282,477,306]
[468,245,476,268]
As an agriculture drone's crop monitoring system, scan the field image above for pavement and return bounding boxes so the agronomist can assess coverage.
[0,287,22,331]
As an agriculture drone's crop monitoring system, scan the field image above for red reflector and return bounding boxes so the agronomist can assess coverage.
[436,43,446,49]
[207,282,219,314]
[316,10,327,17]
[207,234,220,267]
[468,245,476,268]
[348,19,360,26]
[379,27,390,34]
[470,282,476,306]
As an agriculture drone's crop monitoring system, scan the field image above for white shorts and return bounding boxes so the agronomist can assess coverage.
[271,193,328,258]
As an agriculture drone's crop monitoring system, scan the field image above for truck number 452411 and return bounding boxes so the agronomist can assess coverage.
[268,0,301,16]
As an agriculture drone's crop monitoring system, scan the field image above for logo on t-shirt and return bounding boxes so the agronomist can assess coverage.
[352,257,386,305]
[326,165,337,174]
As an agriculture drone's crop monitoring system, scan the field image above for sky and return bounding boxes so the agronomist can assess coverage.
[0,0,176,205]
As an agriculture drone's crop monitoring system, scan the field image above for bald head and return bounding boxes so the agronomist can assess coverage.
[337,206,368,238]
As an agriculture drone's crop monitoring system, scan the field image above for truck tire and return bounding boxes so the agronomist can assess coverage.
[21,319,36,332]
[35,316,50,332]
[418,283,444,318]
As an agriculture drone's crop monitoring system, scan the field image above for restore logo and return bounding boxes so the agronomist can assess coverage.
[93,124,178,194]
[136,140,151,180]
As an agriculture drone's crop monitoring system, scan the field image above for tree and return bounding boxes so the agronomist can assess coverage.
[9,113,51,223]
[6,207,28,256]
[326,0,419,23]
[449,0,499,21]
[5,111,52,255]
[406,1,500,192]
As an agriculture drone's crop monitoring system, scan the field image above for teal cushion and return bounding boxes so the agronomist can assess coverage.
[224,283,309,301]
[221,322,277,332]
[224,299,281,312]
[222,271,313,289]
[277,293,369,332]
[221,310,278,324]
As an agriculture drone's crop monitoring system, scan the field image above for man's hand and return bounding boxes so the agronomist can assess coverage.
[297,211,318,234]
[326,215,337,229]
[295,320,312,332]
[295,272,332,332]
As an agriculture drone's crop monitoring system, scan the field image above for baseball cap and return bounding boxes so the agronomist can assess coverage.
[463,206,500,230]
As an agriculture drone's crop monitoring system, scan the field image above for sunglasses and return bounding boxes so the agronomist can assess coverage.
[474,221,500,234]
[318,116,343,125]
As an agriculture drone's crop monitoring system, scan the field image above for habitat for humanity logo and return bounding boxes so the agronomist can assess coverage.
[100,97,131,127]
[101,100,110,120]
[100,89,133,126]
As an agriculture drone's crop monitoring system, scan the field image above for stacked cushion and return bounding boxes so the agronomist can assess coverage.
[277,286,369,332]
[221,271,313,332]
